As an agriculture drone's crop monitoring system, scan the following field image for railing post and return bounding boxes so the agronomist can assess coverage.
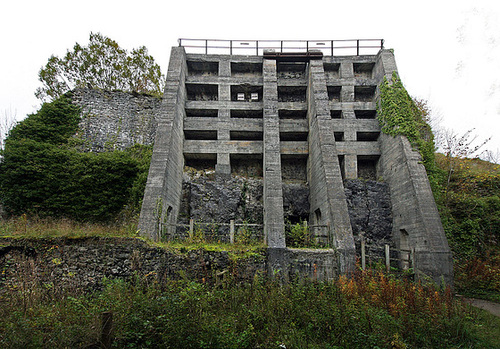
[280,40,283,53]
[189,219,194,239]
[385,244,390,272]
[381,39,384,49]
[331,40,333,56]
[356,39,360,56]
[361,235,366,270]
[256,40,259,55]
[230,220,235,244]
[230,40,232,55]
[205,40,208,54]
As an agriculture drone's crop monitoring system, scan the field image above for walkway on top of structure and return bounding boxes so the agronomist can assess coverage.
[178,38,385,56]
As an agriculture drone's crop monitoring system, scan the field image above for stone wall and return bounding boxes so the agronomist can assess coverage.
[71,88,161,152]
[0,238,340,291]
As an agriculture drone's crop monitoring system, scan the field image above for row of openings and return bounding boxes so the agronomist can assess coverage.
[186,60,375,79]
[184,131,309,141]
[328,85,377,102]
[184,154,307,181]
[186,83,376,103]
[185,130,378,142]
[184,108,376,119]
[324,62,375,79]
[187,61,308,78]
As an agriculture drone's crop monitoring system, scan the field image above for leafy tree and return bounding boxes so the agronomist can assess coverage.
[0,95,142,221]
[35,32,165,102]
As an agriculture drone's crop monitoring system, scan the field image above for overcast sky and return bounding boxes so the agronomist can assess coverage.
[1,0,499,157]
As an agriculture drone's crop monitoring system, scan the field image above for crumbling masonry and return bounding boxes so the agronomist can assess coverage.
[133,40,452,283]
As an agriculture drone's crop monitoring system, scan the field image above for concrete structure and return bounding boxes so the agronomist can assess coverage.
[138,40,453,283]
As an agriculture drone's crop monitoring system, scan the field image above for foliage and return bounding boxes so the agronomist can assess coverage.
[285,220,315,248]
[35,32,165,102]
[377,72,438,179]
[0,96,150,222]
[1,268,498,348]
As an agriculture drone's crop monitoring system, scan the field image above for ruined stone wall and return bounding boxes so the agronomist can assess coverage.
[71,88,161,152]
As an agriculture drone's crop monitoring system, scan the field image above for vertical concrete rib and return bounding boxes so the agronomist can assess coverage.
[307,59,356,273]
[138,47,187,240]
[263,59,286,248]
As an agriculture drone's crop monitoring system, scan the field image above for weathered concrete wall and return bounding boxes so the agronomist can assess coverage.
[71,88,161,152]
[138,47,188,240]
[307,59,355,273]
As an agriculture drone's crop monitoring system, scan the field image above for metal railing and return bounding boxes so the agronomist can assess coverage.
[178,38,384,56]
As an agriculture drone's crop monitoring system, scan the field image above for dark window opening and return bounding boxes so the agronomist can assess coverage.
[354,86,376,102]
[231,85,263,102]
[279,109,307,119]
[185,109,218,118]
[278,86,307,102]
[184,130,217,140]
[330,110,342,119]
[356,132,379,141]
[327,86,341,102]
[354,110,377,119]
[353,62,375,78]
[231,154,263,177]
[187,61,219,76]
[280,132,308,141]
[230,109,263,118]
[334,132,344,141]
[184,153,217,171]
[230,131,263,141]
[186,84,218,101]
[357,155,379,180]
[231,62,262,76]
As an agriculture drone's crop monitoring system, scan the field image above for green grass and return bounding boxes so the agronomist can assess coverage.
[1,269,498,348]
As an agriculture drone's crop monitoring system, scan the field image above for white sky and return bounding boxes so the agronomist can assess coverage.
[1,0,500,156]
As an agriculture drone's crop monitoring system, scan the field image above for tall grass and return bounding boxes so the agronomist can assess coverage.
[0,214,138,239]
[1,265,497,349]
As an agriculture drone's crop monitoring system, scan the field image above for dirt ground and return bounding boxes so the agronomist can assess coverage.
[464,297,500,317]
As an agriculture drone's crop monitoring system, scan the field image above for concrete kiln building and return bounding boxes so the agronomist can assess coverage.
[137,39,452,283]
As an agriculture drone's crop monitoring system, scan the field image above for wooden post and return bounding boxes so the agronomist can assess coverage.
[189,219,194,239]
[385,244,390,273]
[230,220,235,244]
[361,236,366,270]
[100,311,113,349]
[410,247,415,269]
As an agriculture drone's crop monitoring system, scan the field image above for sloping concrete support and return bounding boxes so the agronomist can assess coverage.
[138,47,187,240]
[307,59,356,274]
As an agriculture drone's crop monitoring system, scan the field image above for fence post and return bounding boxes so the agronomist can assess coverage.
[410,247,415,269]
[361,235,366,270]
[100,311,113,349]
[303,220,309,245]
[230,220,235,244]
[385,244,390,272]
[189,219,194,239]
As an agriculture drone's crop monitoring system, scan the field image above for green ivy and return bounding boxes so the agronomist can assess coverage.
[377,72,438,181]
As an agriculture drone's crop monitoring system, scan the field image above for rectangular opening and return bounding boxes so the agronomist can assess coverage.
[278,86,307,102]
[231,62,262,76]
[230,109,263,118]
[279,109,307,119]
[186,84,218,101]
[354,110,377,119]
[327,86,341,102]
[324,63,340,79]
[278,62,307,79]
[231,154,263,177]
[185,109,218,118]
[357,155,379,180]
[354,86,376,102]
[280,132,308,141]
[184,130,217,140]
[184,153,217,171]
[334,132,344,141]
[353,62,375,78]
[230,131,263,141]
[330,110,342,119]
[338,155,345,180]
[356,132,379,141]
[187,61,219,76]
[281,154,307,181]
[231,85,263,102]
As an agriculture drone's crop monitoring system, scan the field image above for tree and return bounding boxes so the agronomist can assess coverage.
[0,108,17,151]
[35,32,165,102]
[0,95,140,221]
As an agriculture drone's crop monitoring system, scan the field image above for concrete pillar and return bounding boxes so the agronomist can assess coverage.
[217,58,231,177]
[307,59,356,273]
[263,58,285,248]
[344,154,358,179]
[138,47,187,240]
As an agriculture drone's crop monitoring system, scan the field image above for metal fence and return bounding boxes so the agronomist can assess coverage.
[178,38,384,56]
